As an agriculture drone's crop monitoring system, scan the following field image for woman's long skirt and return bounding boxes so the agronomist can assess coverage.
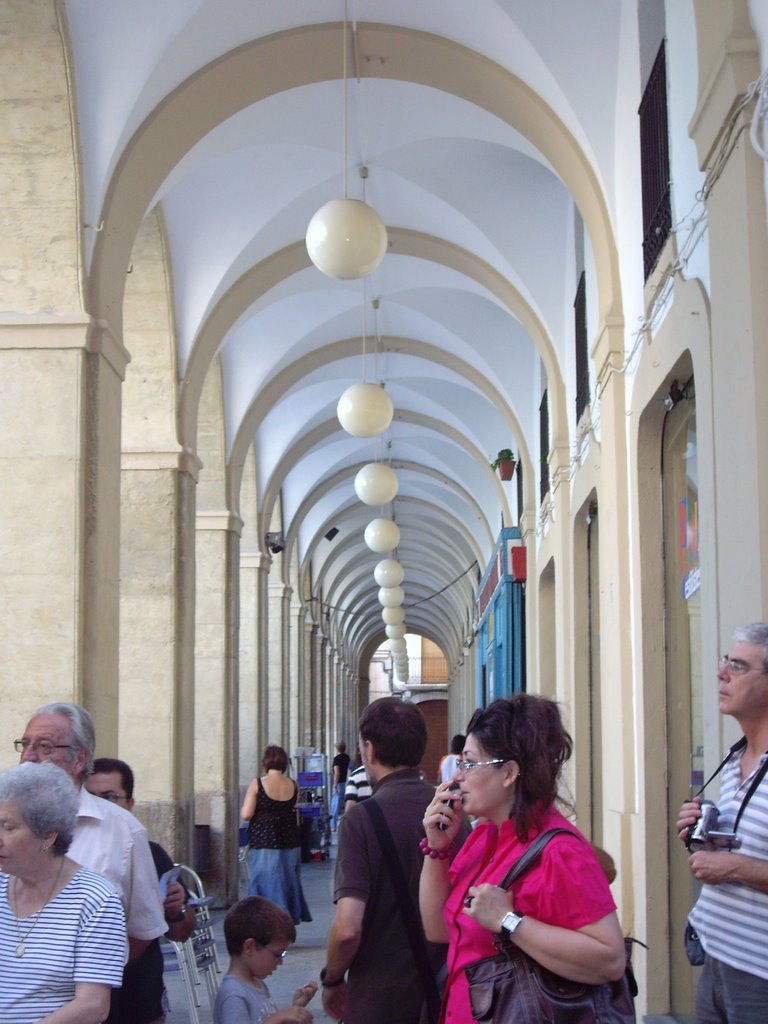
[247,846,312,923]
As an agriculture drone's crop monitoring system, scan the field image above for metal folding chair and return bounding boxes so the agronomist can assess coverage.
[162,863,222,1021]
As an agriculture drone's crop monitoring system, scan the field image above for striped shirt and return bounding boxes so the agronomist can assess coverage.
[689,748,768,979]
[0,866,126,1023]
[344,764,372,804]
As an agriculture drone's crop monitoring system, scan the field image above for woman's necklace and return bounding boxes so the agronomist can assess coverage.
[11,857,65,957]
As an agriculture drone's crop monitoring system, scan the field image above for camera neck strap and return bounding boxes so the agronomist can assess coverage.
[694,736,768,834]
[693,738,746,800]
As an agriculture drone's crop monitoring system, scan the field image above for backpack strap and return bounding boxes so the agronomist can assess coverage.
[362,799,441,1024]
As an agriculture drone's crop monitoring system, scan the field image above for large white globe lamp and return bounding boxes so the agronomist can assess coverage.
[389,638,406,654]
[378,585,404,608]
[355,462,399,505]
[385,623,406,639]
[364,518,400,553]
[337,383,393,437]
[306,198,388,280]
[374,558,404,588]
[382,606,405,625]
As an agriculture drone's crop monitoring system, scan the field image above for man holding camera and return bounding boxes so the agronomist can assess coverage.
[677,623,768,1022]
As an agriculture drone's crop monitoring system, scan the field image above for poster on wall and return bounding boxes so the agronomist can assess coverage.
[679,496,700,600]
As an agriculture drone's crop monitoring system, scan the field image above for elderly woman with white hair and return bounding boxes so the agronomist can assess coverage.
[0,761,126,1024]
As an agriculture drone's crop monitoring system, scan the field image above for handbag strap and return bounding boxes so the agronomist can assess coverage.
[362,799,441,1024]
[497,827,579,891]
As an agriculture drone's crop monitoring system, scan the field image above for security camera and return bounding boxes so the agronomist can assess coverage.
[265,532,285,554]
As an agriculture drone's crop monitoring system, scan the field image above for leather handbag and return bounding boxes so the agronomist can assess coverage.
[464,829,639,1023]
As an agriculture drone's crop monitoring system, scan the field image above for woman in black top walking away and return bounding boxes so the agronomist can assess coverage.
[240,745,312,924]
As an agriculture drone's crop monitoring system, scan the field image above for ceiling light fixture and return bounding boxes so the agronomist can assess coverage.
[374,558,404,588]
[305,3,387,279]
[354,461,399,505]
[364,516,400,553]
[378,585,404,608]
[337,284,393,437]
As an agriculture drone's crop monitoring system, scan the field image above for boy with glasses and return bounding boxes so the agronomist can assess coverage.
[213,896,317,1024]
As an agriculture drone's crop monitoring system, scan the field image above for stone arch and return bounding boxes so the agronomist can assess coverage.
[88,23,621,338]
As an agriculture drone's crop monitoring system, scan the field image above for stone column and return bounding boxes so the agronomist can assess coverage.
[195,511,241,904]
[689,18,768,623]
[289,598,304,751]
[267,579,289,744]
[302,618,316,748]
[239,553,270,783]
[0,316,128,755]
[119,448,200,860]
[591,317,634,912]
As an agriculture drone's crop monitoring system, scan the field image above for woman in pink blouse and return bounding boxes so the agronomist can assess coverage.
[419,695,626,1024]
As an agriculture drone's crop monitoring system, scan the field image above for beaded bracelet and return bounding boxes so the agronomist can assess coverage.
[419,836,455,860]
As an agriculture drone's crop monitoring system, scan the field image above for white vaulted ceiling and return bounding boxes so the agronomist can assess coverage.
[65,0,636,672]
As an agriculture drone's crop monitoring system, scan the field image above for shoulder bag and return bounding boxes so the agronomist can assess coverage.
[464,828,640,1023]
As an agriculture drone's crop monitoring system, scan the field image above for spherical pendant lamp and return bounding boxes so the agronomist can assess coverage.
[382,606,405,625]
[355,462,399,505]
[377,585,404,608]
[337,383,393,437]
[389,638,406,654]
[385,623,406,639]
[306,198,388,280]
[364,517,400,553]
[374,558,404,588]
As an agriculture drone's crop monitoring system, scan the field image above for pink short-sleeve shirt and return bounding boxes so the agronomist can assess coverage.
[440,807,616,1024]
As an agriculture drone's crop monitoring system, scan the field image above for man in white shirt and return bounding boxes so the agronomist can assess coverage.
[17,702,168,1023]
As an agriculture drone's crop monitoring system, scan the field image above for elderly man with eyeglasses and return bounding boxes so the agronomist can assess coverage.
[676,623,768,1023]
[17,703,168,1024]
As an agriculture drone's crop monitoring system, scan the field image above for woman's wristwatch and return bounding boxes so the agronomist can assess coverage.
[499,910,524,936]
[320,967,345,988]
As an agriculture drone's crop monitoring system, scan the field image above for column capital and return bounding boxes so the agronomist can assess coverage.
[0,313,131,379]
[196,511,243,536]
[241,552,271,571]
[121,447,202,480]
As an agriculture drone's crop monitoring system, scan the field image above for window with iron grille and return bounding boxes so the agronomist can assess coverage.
[639,41,672,279]
[574,270,589,421]
[539,389,550,502]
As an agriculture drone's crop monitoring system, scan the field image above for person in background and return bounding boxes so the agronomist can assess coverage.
[331,741,351,829]
[676,623,768,1023]
[0,761,126,1024]
[17,702,168,1024]
[241,745,312,925]
[213,895,317,1024]
[419,695,626,1022]
[87,757,196,1024]
[344,762,372,812]
[437,734,466,785]
[322,698,463,1024]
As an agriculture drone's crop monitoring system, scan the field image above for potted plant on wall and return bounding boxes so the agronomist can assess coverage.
[490,448,517,481]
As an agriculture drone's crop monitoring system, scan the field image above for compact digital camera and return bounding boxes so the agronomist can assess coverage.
[685,799,741,851]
